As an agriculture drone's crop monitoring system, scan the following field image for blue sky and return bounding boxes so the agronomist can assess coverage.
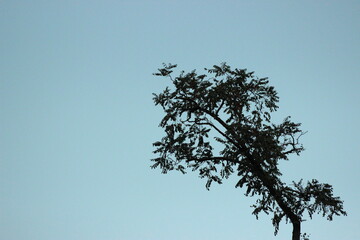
[1,1,359,239]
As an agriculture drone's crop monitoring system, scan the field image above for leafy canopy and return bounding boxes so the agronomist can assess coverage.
[151,63,346,235]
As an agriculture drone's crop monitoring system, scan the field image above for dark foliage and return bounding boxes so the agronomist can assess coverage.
[151,63,346,239]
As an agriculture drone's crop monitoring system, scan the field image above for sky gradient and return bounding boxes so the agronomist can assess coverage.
[1,1,360,240]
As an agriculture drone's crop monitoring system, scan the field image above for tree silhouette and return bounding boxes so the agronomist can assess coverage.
[151,63,346,240]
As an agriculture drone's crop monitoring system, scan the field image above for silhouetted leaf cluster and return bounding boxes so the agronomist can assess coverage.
[151,63,346,238]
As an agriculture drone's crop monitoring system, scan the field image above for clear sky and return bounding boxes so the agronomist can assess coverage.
[1,1,359,240]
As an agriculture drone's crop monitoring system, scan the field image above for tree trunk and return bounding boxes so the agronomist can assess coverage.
[292,220,301,240]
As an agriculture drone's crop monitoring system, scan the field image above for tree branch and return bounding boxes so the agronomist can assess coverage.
[215,99,225,115]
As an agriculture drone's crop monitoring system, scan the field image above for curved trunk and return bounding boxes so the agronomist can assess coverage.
[292,220,300,240]
[204,111,303,239]
[249,159,302,240]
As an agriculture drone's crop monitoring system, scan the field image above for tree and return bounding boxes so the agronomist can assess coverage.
[151,63,346,240]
